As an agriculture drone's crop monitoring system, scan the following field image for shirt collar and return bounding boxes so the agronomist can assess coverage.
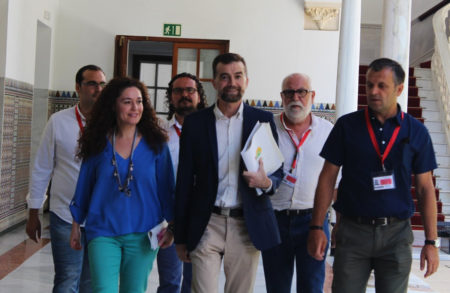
[214,101,244,121]
[168,115,182,129]
[280,113,314,132]
[76,104,86,121]
[368,104,403,125]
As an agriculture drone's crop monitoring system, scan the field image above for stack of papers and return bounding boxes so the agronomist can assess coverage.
[241,121,284,194]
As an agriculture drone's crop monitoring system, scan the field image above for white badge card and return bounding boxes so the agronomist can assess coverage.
[282,172,297,188]
[371,170,396,191]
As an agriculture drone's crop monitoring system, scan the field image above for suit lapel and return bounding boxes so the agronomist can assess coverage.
[206,106,219,173]
[242,103,256,150]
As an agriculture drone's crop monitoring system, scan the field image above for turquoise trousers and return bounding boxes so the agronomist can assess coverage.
[88,233,158,293]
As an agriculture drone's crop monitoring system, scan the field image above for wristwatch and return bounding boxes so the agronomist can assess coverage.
[424,238,441,248]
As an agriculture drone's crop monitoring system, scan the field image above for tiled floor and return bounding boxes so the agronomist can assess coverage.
[1,213,450,293]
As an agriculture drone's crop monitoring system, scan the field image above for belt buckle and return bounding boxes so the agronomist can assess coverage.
[220,208,230,217]
[376,217,388,226]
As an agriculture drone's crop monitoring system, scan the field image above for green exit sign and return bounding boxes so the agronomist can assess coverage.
[163,24,181,36]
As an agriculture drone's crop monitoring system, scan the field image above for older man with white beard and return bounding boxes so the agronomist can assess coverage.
[262,73,335,293]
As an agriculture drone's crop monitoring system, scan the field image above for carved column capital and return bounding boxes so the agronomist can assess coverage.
[305,7,339,30]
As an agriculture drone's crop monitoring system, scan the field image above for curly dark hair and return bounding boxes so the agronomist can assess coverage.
[78,77,167,159]
[165,72,207,120]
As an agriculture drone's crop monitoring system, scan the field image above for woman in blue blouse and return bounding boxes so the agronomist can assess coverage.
[70,77,175,292]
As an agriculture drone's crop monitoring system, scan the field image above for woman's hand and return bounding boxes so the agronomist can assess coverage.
[70,222,82,250]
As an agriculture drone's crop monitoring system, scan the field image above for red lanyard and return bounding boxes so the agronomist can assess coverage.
[173,124,181,137]
[280,113,311,172]
[75,106,84,134]
[364,108,403,170]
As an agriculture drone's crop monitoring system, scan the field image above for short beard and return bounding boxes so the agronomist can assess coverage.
[175,105,196,117]
[284,101,312,123]
[220,86,242,103]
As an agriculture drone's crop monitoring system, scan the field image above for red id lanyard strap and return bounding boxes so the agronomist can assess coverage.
[364,107,404,170]
[280,113,312,172]
[173,124,181,137]
[75,105,84,134]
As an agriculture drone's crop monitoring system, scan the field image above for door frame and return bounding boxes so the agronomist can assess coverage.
[114,35,229,78]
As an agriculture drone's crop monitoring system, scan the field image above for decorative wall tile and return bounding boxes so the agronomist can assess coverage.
[244,99,337,123]
[0,78,32,224]
[48,90,78,118]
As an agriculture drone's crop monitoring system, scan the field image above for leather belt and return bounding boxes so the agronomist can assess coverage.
[212,206,244,218]
[275,208,313,216]
[345,215,404,226]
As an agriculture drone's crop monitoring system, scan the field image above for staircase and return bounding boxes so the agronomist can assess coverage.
[357,65,448,238]
[416,66,450,220]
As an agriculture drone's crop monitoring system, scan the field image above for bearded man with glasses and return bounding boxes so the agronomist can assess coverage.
[261,73,336,293]
[157,72,207,293]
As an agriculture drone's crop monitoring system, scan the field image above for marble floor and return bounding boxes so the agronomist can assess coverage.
[1,213,450,293]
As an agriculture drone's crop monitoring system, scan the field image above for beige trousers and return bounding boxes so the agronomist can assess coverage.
[190,213,260,293]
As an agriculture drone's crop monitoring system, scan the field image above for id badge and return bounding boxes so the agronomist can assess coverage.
[282,171,297,188]
[371,170,396,191]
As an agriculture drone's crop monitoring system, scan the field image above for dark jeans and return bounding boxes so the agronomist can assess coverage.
[332,217,413,293]
[262,211,329,293]
[50,212,91,293]
[157,243,192,293]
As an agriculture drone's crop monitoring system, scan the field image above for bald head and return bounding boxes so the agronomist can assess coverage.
[281,73,312,90]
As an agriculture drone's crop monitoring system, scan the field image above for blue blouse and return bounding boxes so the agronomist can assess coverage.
[70,139,175,242]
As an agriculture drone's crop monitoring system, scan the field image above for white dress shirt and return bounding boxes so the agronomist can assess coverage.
[271,113,335,210]
[214,102,244,208]
[162,116,182,177]
[27,105,85,224]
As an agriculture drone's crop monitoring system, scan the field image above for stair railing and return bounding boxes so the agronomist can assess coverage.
[432,3,450,152]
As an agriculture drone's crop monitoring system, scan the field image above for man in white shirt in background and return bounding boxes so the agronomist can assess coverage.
[26,65,106,293]
[157,72,206,293]
[262,73,335,293]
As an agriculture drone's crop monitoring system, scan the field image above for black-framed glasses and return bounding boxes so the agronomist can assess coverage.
[172,87,197,95]
[82,81,106,88]
[281,88,313,99]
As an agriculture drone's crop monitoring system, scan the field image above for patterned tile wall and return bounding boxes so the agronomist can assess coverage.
[47,94,338,123]
[244,99,337,123]
[0,78,33,225]
[48,90,78,117]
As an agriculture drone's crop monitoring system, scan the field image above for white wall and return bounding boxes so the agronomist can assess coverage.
[0,0,8,77]
[411,0,441,20]
[361,0,441,25]
[52,0,340,103]
[5,0,58,84]
[409,0,442,66]
[34,21,52,89]
[361,0,383,25]
[360,0,442,65]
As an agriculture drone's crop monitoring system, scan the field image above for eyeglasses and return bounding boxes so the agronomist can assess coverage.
[172,87,197,95]
[82,81,106,88]
[281,89,313,99]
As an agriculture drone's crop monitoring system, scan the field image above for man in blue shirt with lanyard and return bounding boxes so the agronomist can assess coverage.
[307,58,439,293]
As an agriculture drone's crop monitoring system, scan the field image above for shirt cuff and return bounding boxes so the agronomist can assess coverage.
[263,179,273,194]
[26,193,47,209]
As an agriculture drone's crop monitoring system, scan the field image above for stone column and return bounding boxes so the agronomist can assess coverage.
[335,0,361,119]
[381,0,412,110]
